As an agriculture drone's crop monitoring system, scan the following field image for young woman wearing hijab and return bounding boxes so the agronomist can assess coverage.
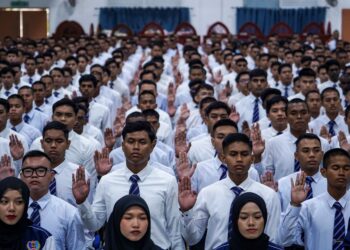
[0,176,56,250]
[214,192,283,250]
[105,195,163,250]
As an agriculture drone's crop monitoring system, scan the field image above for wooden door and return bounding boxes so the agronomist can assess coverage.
[23,10,47,39]
[0,9,20,40]
[342,9,350,42]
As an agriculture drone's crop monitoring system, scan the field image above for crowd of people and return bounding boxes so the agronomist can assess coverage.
[0,29,349,249]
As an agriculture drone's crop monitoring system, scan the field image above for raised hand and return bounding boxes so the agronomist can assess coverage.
[94,148,113,176]
[225,80,233,96]
[178,104,190,123]
[176,151,196,180]
[104,128,116,150]
[178,176,197,212]
[9,134,24,160]
[167,83,176,117]
[229,105,240,123]
[260,171,278,192]
[320,125,332,143]
[338,131,350,152]
[174,71,183,89]
[0,154,14,180]
[213,70,223,85]
[175,125,190,157]
[251,123,265,157]
[241,121,251,138]
[290,172,310,206]
[72,166,90,205]
[113,108,125,138]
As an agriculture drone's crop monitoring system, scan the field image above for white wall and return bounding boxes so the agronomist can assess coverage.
[0,0,348,38]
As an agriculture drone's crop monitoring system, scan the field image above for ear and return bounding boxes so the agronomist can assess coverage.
[210,136,215,147]
[294,151,299,162]
[40,139,44,148]
[320,167,326,178]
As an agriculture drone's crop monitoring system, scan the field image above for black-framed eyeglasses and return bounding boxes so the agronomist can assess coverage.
[20,167,52,178]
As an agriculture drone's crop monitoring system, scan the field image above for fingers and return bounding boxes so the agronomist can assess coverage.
[189,164,197,177]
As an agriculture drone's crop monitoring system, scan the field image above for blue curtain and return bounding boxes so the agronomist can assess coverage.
[99,7,190,33]
[236,7,326,36]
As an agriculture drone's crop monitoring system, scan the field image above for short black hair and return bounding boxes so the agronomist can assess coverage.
[205,101,231,117]
[65,56,78,63]
[142,109,160,121]
[235,71,249,83]
[32,81,46,89]
[52,98,78,115]
[199,96,216,110]
[126,112,144,123]
[140,70,156,80]
[22,150,52,165]
[299,67,316,79]
[295,133,321,150]
[138,90,156,102]
[122,121,156,142]
[43,121,69,140]
[0,98,9,112]
[50,67,64,76]
[7,94,24,106]
[249,68,267,79]
[325,59,340,71]
[72,96,89,109]
[323,148,350,169]
[266,95,288,114]
[222,133,252,153]
[138,80,157,90]
[260,88,281,104]
[278,63,292,74]
[286,98,308,113]
[0,66,15,76]
[211,119,238,137]
[321,87,339,100]
[305,89,320,102]
[79,74,98,88]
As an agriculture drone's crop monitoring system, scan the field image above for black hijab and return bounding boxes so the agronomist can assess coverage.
[0,176,32,250]
[229,192,270,250]
[105,195,161,250]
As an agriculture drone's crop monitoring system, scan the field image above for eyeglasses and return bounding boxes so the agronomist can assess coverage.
[20,167,51,177]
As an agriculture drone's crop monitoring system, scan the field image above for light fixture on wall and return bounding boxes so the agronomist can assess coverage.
[326,0,338,7]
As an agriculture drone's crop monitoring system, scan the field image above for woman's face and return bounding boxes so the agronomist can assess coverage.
[237,202,265,239]
[0,189,25,225]
[120,206,149,241]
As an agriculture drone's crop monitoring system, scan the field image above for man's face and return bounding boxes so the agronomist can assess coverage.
[52,105,76,130]
[25,59,36,75]
[145,115,160,133]
[66,60,78,74]
[139,84,157,97]
[43,56,53,70]
[36,58,44,71]
[0,105,8,129]
[322,90,340,116]
[258,57,269,70]
[293,52,303,65]
[318,68,329,83]
[222,142,252,177]
[189,69,205,81]
[204,108,229,132]
[50,70,64,89]
[8,98,24,122]
[211,126,237,154]
[237,74,250,95]
[18,89,33,110]
[20,156,54,197]
[138,94,157,111]
[6,53,17,63]
[74,109,87,134]
[295,139,323,174]
[306,92,321,114]
[249,76,267,97]
[41,77,53,97]
[1,72,14,89]
[41,129,70,164]
[287,102,310,131]
[328,65,340,82]
[194,88,214,103]
[321,155,350,190]
[122,131,156,166]
[79,81,96,99]
[267,101,287,128]
[151,46,162,57]
[299,76,316,95]
[279,67,293,84]
[78,57,88,72]
[235,61,248,73]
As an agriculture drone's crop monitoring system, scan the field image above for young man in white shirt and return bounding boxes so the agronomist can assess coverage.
[0,67,17,98]
[278,133,327,214]
[288,68,317,101]
[179,133,281,249]
[19,150,86,250]
[18,86,49,132]
[278,148,350,249]
[277,64,294,98]
[309,87,348,137]
[72,121,184,249]
[305,90,322,121]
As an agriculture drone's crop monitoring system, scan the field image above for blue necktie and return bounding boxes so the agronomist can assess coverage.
[252,98,259,123]
[276,131,283,135]
[109,81,114,88]
[29,77,33,85]
[329,120,336,137]
[129,175,140,196]
[5,91,10,97]
[294,159,301,172]
[30,201,41,226]
[333,83,337,88]
[228,187,244,240]
[305,176,314,200]
[219,164,228,180]
[45,99,49,104]
[11,127,16,132]
[284,86,289,98]
[333,202,345,250]
[53,91,59,98]
[49,170,57,196]
[23,114,30,123]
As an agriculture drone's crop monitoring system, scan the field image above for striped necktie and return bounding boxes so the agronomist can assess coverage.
[228,187,244,241]
[30,201,41,226]
[333,201,345,250]
[294,159,301,172]
[219,164,228,180]
[284,86,289,98]
[252,98,259,123]
[329,120,336,137]
[305,176,314,200]
[129,175,140,196]
[49,170,57,196]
